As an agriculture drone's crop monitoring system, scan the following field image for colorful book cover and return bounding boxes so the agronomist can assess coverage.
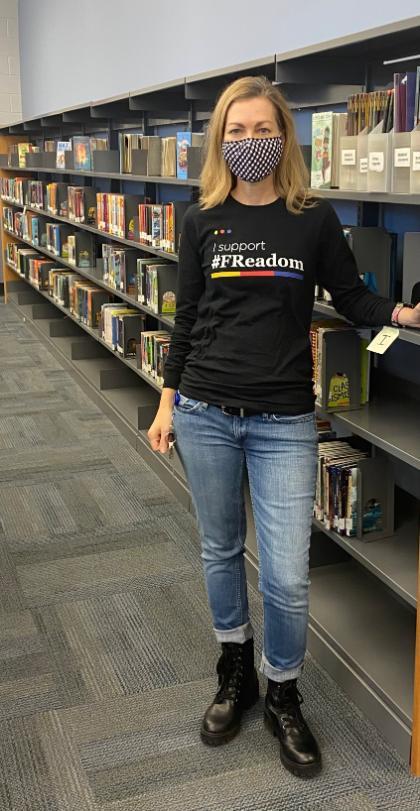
[176,131,191,179]
[311,112,334,188]
[73,136,92,170]
[17,143,32,168]
[56,141,72,169]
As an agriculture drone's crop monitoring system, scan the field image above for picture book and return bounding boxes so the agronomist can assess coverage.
[56,141,72,169]
[73,136,92,170]
[311,112,334,188]
[176,131,192,179]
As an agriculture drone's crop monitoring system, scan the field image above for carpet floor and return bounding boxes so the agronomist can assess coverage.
[0,300,419,810]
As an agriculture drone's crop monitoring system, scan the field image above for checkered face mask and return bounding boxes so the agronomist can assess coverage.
[221,135,284,182]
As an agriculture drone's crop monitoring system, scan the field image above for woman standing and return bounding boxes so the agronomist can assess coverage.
[148,75,420,779]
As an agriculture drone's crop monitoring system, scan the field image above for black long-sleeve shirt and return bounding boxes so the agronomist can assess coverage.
[162,194,395,414]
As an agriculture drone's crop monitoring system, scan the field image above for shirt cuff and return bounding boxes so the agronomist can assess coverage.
[162,370,180,389]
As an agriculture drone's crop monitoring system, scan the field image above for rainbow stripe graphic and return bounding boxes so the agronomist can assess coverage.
[211,270,304,280]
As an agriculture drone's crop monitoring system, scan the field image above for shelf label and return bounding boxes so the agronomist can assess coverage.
[412,150,420,171]
[367,327,399,354]
[394,147,411,168]
[369,152,384,173]
[359,157,368,174]
[341,149,356,166]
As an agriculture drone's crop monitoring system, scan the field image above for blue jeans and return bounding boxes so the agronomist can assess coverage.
[172,393,318,683]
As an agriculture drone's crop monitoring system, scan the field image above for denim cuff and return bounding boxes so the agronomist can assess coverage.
[259,650,304,682]
[213,620,254,643]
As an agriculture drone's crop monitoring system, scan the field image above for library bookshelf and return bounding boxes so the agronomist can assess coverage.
[1,15,420,773]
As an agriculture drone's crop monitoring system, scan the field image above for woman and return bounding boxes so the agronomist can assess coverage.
[147,75,420,779]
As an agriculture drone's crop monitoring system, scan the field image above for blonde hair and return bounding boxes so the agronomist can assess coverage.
[199,75,319,215]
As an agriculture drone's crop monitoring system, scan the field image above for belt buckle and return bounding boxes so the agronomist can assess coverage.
[221,404,245,417]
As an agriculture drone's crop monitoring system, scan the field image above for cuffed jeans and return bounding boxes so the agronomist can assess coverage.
[172,393,318,683]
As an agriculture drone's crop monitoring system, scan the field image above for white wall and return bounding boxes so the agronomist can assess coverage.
[17,1,420,120]
[0,0,21,125]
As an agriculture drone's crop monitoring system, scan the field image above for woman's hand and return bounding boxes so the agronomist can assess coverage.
[398,304,420,329]
[147,406,174,454]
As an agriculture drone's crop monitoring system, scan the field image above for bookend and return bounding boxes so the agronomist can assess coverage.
[92,150,120,173]
[64,151,74,170]
[42,151,58,169]
[410,125,420,193]
[356,127,369,191]
[346,226,394,298]
[320,329,362,412]
[367,121,392,193]
[339,135,358,190]
[25,152,44,168]
[402,232,420,305]
[392,131,411,194]
[130,149,148,175]
[356,456,395,542]
[186,146,203,179]
[8,152,19,168]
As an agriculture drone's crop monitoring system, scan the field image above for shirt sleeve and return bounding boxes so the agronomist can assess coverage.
[162,206,205,389]
[315,202,395,326]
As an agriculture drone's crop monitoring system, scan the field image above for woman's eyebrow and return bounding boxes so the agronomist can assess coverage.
[226,120,273,127]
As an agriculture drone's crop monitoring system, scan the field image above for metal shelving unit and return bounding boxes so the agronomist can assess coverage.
[1,198,179,263]
[1,14,420,771]
[0,164,200,186]
[2,229,175,328]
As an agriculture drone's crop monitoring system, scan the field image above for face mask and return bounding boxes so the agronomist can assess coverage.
[221,135,284,182]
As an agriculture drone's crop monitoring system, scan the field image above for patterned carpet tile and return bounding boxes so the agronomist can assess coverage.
[54,663,416,811]
[17,540,196,606]
[0,539,25,614]
[1,711,97,811]
[7,523,178,565]
[0,301,419,809]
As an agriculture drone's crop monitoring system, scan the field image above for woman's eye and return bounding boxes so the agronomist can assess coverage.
[259,128,270,134]
[228,129,240,134]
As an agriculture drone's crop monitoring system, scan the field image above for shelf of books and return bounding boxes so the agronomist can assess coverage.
[2,16,420,771]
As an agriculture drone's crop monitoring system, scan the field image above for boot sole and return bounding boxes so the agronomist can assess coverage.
[263,711,322,778]
[200,683,260,746]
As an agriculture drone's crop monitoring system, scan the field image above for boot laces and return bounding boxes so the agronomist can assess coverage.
[270,682,306,731]
[216,644,246,703]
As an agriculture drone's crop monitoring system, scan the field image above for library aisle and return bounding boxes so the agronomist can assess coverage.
[0,298,420,810]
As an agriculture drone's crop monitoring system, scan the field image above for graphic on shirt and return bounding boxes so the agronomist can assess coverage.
[210,234,305,281]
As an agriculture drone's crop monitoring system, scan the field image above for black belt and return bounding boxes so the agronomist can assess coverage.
[213,404,266,417]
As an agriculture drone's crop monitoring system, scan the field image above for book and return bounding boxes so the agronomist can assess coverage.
[136,257,162,304]
[405,72,416,132]
[415,67,420,127]
[145,264,177,314]
[141,135,162,176]
[73,136,92,170]
[116,312,146,357]
[331,113,347,187]
[119,132,143,173]
[311,112,334,188]
[140,330,171,377]
[56,141,72,169]
[90,136,108,152]
[176,131,192,179]
[46,182,68,216]
[161,137,177,176]
[67,232,95,268]
[67,186,97,224]
[17,143,35,167]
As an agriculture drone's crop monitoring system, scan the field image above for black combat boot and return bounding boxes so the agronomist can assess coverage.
[264,677,322,777]
[200,637,260,746]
